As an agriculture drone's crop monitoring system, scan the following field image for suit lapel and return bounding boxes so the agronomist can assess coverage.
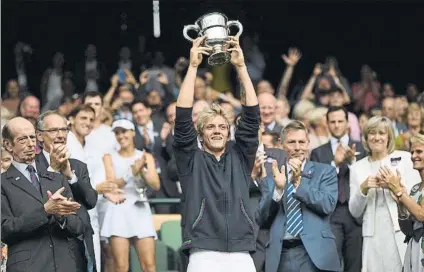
[323,142,334,164]
[35,153,49,171]
[7,164,44,204]
[37,168,54,203]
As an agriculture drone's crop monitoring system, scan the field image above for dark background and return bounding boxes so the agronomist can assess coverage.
[2,1,423,98]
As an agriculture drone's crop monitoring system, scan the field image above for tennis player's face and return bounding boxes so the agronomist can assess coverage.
[202,115,229,153]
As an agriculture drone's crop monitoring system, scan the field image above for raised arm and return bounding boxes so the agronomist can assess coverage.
[228,36,260,171]
[276,48,302,99]
[227,36,258,106]
[176,36,210,108]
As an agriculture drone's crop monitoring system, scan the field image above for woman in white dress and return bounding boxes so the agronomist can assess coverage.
[386,133,424,272]
[349,116,420,272]
[101,119,160,272]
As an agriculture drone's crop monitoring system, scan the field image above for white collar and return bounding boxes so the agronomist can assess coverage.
[286,160,307,173]
[12,160,37,173]
[42,149,51,165]
[330,134,349,147]
[138,120,153,130]
[265,121,276,130]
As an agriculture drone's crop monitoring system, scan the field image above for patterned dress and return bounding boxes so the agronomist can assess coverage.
[403,183,424,272]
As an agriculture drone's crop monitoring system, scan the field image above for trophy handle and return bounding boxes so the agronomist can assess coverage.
[227,20,243,37]
[183,24,200,42]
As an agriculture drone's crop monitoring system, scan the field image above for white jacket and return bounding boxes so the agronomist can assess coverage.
[349,150,420,264]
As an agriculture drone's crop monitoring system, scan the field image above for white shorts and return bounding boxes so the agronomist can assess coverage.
[187,249,256,272]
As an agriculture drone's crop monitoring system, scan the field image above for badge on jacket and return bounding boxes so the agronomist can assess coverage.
[390,157,401,166]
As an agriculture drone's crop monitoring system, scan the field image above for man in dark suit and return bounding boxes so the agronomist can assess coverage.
[1,117,83,272]
[258,92,284,135]
[35,111,98,272]
[131,99,179,213]
[310,106,365,272]
[258,120,340,272]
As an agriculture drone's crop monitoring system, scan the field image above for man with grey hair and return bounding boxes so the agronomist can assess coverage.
[35,110,125,272]
[258,120,340,272]
[35,110,98,271]
[2,116,83,272]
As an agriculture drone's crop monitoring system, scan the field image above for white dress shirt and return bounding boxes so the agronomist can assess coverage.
[67,131,87,164]
[137,120,156,146]
[329,134,354,173]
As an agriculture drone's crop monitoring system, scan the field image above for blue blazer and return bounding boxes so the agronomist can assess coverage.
[257,160,340,272]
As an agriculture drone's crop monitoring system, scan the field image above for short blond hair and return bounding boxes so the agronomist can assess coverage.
[410,133,424,146]
[307,107,328,126]
[280,120,309,143]
[292,100,316,121]
[362,116,395,154]
[196,103,231,137]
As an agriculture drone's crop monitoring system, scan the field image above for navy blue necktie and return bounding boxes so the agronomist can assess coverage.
[26,165,41,194]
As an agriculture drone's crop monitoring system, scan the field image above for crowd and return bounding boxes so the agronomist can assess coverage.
[1,30,424,272]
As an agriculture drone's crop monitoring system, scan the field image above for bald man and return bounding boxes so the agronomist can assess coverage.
[1,117,84,272]
[381,97,407,136]
[19,95,40,120]
[258,92,283,134]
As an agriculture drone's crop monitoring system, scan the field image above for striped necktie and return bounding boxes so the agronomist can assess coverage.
[26,165,41,194]
[286,171,303,236]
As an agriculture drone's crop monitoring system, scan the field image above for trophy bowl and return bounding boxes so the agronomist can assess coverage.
[183,12,243,66]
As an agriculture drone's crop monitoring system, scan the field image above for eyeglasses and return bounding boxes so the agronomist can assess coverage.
[39,127,70,136]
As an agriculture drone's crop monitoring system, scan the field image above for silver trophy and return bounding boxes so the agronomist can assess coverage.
[134,174,148,202]
[183,12,243,66]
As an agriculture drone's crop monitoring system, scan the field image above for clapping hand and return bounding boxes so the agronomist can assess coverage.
[131,156,146,177]
[288,158,303,187]
[272,160,286,195]
[378,166,402,193]
[104,192,126,205]
[50,144,73,179]
[334,143,357,167]
[360,175,380,195]
[44,187,81,215]
[252,151,267,181]
[160,122,172,142]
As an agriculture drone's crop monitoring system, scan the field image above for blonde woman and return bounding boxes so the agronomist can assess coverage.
[349,116,420,271]
[101,119,160,272]
[384,133,424,272]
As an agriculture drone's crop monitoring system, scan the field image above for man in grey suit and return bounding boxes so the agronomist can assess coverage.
[1,117,83,272]
[310,106,365,272]
[257,120,340,272]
